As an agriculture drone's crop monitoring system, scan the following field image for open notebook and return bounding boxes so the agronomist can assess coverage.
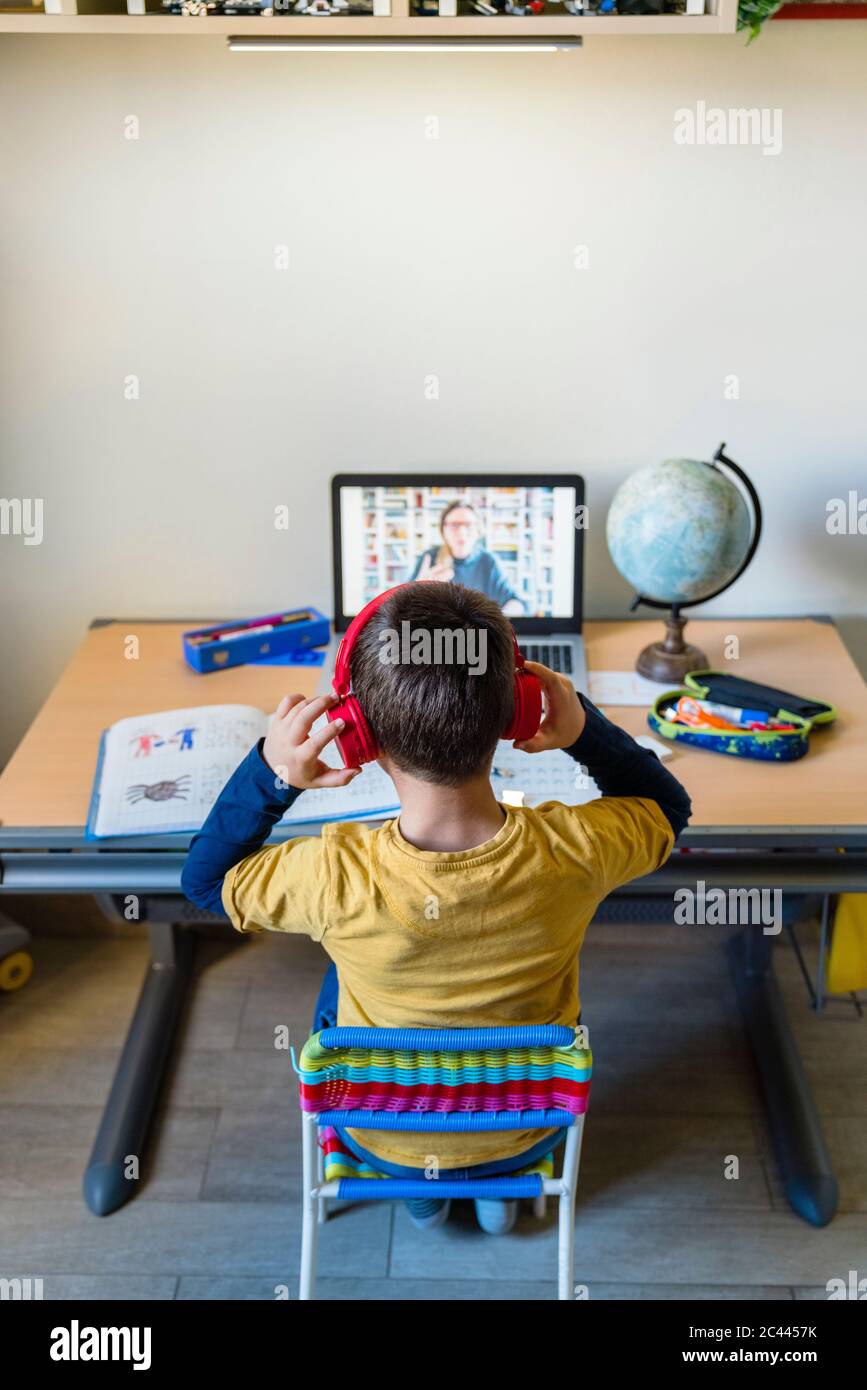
[86,703,602,839]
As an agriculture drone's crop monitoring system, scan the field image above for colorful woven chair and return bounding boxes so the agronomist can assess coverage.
[294,1023,592,1301]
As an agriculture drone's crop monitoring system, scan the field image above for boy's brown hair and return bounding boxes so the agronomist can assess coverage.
[350,582,516,785]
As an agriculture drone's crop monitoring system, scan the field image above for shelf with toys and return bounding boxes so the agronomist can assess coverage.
[413,0,714,15]
[0,0,738,35]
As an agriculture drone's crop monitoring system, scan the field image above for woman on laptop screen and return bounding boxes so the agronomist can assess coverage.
[409,501,525,616]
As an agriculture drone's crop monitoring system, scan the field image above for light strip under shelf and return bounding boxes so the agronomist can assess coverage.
[228,36,583,52]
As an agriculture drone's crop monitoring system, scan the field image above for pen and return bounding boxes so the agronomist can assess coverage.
[220,624,274,643]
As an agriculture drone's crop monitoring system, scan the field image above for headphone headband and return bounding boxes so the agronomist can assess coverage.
[334,583,528,696]
[327,581,542,768]
[332,585,406,697]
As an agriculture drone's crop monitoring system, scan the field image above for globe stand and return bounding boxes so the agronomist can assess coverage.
[636,608,708,685]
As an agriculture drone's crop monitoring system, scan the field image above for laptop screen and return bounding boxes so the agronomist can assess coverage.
[332,475,583,634]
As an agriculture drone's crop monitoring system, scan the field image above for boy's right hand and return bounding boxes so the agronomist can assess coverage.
[514,662,586,754]
[262,693,361,790]
[416,553,455,583]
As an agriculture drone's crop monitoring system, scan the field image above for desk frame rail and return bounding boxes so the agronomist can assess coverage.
[2,849,867,894]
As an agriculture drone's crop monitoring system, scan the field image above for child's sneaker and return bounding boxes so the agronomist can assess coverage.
[473,1198,518,1234]
[405,1197,451,1231]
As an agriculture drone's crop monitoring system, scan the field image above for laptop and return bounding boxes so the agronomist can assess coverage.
[322,472,587,695]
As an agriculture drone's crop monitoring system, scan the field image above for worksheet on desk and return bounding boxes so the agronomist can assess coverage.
[490,745,600,807]
[289,720,606,815]
[88,704,270,837]
[286,721,606,822]
[88,706,401,837]
[587,670,674,707]
[88,709,604,836]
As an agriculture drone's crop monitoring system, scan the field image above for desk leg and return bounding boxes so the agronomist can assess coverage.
[83,922,196,1217]
[728,925,838,1228]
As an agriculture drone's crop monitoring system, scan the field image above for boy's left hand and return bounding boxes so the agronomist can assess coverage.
[262,694,361,790]
[514,662,586,754]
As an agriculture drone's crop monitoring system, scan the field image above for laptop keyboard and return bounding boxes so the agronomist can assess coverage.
[519,643,574,675]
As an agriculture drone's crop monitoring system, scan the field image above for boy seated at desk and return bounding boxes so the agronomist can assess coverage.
[182,583,691,1235]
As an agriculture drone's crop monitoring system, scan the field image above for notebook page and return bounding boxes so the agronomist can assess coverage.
[91,705,267,837]
[490,745,600,808]
[281,731,599,828]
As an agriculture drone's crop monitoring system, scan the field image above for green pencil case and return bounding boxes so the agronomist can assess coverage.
[647,671,837,762]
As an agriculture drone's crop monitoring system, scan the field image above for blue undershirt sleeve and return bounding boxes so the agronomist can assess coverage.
[180,740,305,917]
[563,695,692,839]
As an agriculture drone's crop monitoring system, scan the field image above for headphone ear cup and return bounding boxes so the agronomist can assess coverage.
[503,670,543,743]
[329,695,380,768]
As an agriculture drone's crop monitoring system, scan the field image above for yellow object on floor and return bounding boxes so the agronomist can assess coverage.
[0,950,33,992]
[827,895,867,994]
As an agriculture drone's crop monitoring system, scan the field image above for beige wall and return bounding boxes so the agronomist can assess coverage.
[2,24,866,760]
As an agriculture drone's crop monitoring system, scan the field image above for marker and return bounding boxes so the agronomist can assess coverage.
[190,622,275,645]
[188,610,315,645]
[220,624,274,643]
[700,700,772,726]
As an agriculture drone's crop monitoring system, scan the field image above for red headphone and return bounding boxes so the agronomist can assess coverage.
[326,584,543,768]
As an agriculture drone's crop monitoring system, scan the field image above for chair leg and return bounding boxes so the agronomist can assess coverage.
[317,1132,328,1225]
[533,1192,547,1220]
[558,1192,576,1300]
[299,1114,320,1301]
[557,1120,585,1301]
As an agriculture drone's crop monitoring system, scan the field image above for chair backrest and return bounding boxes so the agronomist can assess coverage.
[296,1024,592,1133]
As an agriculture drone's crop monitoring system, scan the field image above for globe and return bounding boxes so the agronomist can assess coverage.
[606,458,752,606]
[605,450,761,682]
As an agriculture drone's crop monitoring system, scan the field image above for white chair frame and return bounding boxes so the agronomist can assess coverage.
[299,1109,587,1301]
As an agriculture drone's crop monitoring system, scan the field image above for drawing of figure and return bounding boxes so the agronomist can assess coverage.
[129,732,162,758]
[173,726,197,751]
[125,775,192,805]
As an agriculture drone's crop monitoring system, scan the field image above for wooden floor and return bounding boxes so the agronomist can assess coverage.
[0,914,865,1301]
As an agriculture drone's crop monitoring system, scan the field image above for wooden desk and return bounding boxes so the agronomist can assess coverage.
[587,618,867,842]
[2,617,866,845]
[0,620,322,835]
[1,615,866,1225]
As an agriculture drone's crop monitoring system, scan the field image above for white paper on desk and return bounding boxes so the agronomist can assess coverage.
[588,670,675,707]
[490,745,600,808]
[284,723,603,825]
[634,734,673,761]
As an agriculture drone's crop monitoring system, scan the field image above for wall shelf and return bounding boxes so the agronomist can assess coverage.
[0,0,739,36]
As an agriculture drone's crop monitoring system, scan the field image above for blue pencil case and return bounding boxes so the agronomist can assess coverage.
[183,607,331,674]
[647,671,837,762]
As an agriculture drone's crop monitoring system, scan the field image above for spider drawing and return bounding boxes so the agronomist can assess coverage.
[125,775,192,805]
